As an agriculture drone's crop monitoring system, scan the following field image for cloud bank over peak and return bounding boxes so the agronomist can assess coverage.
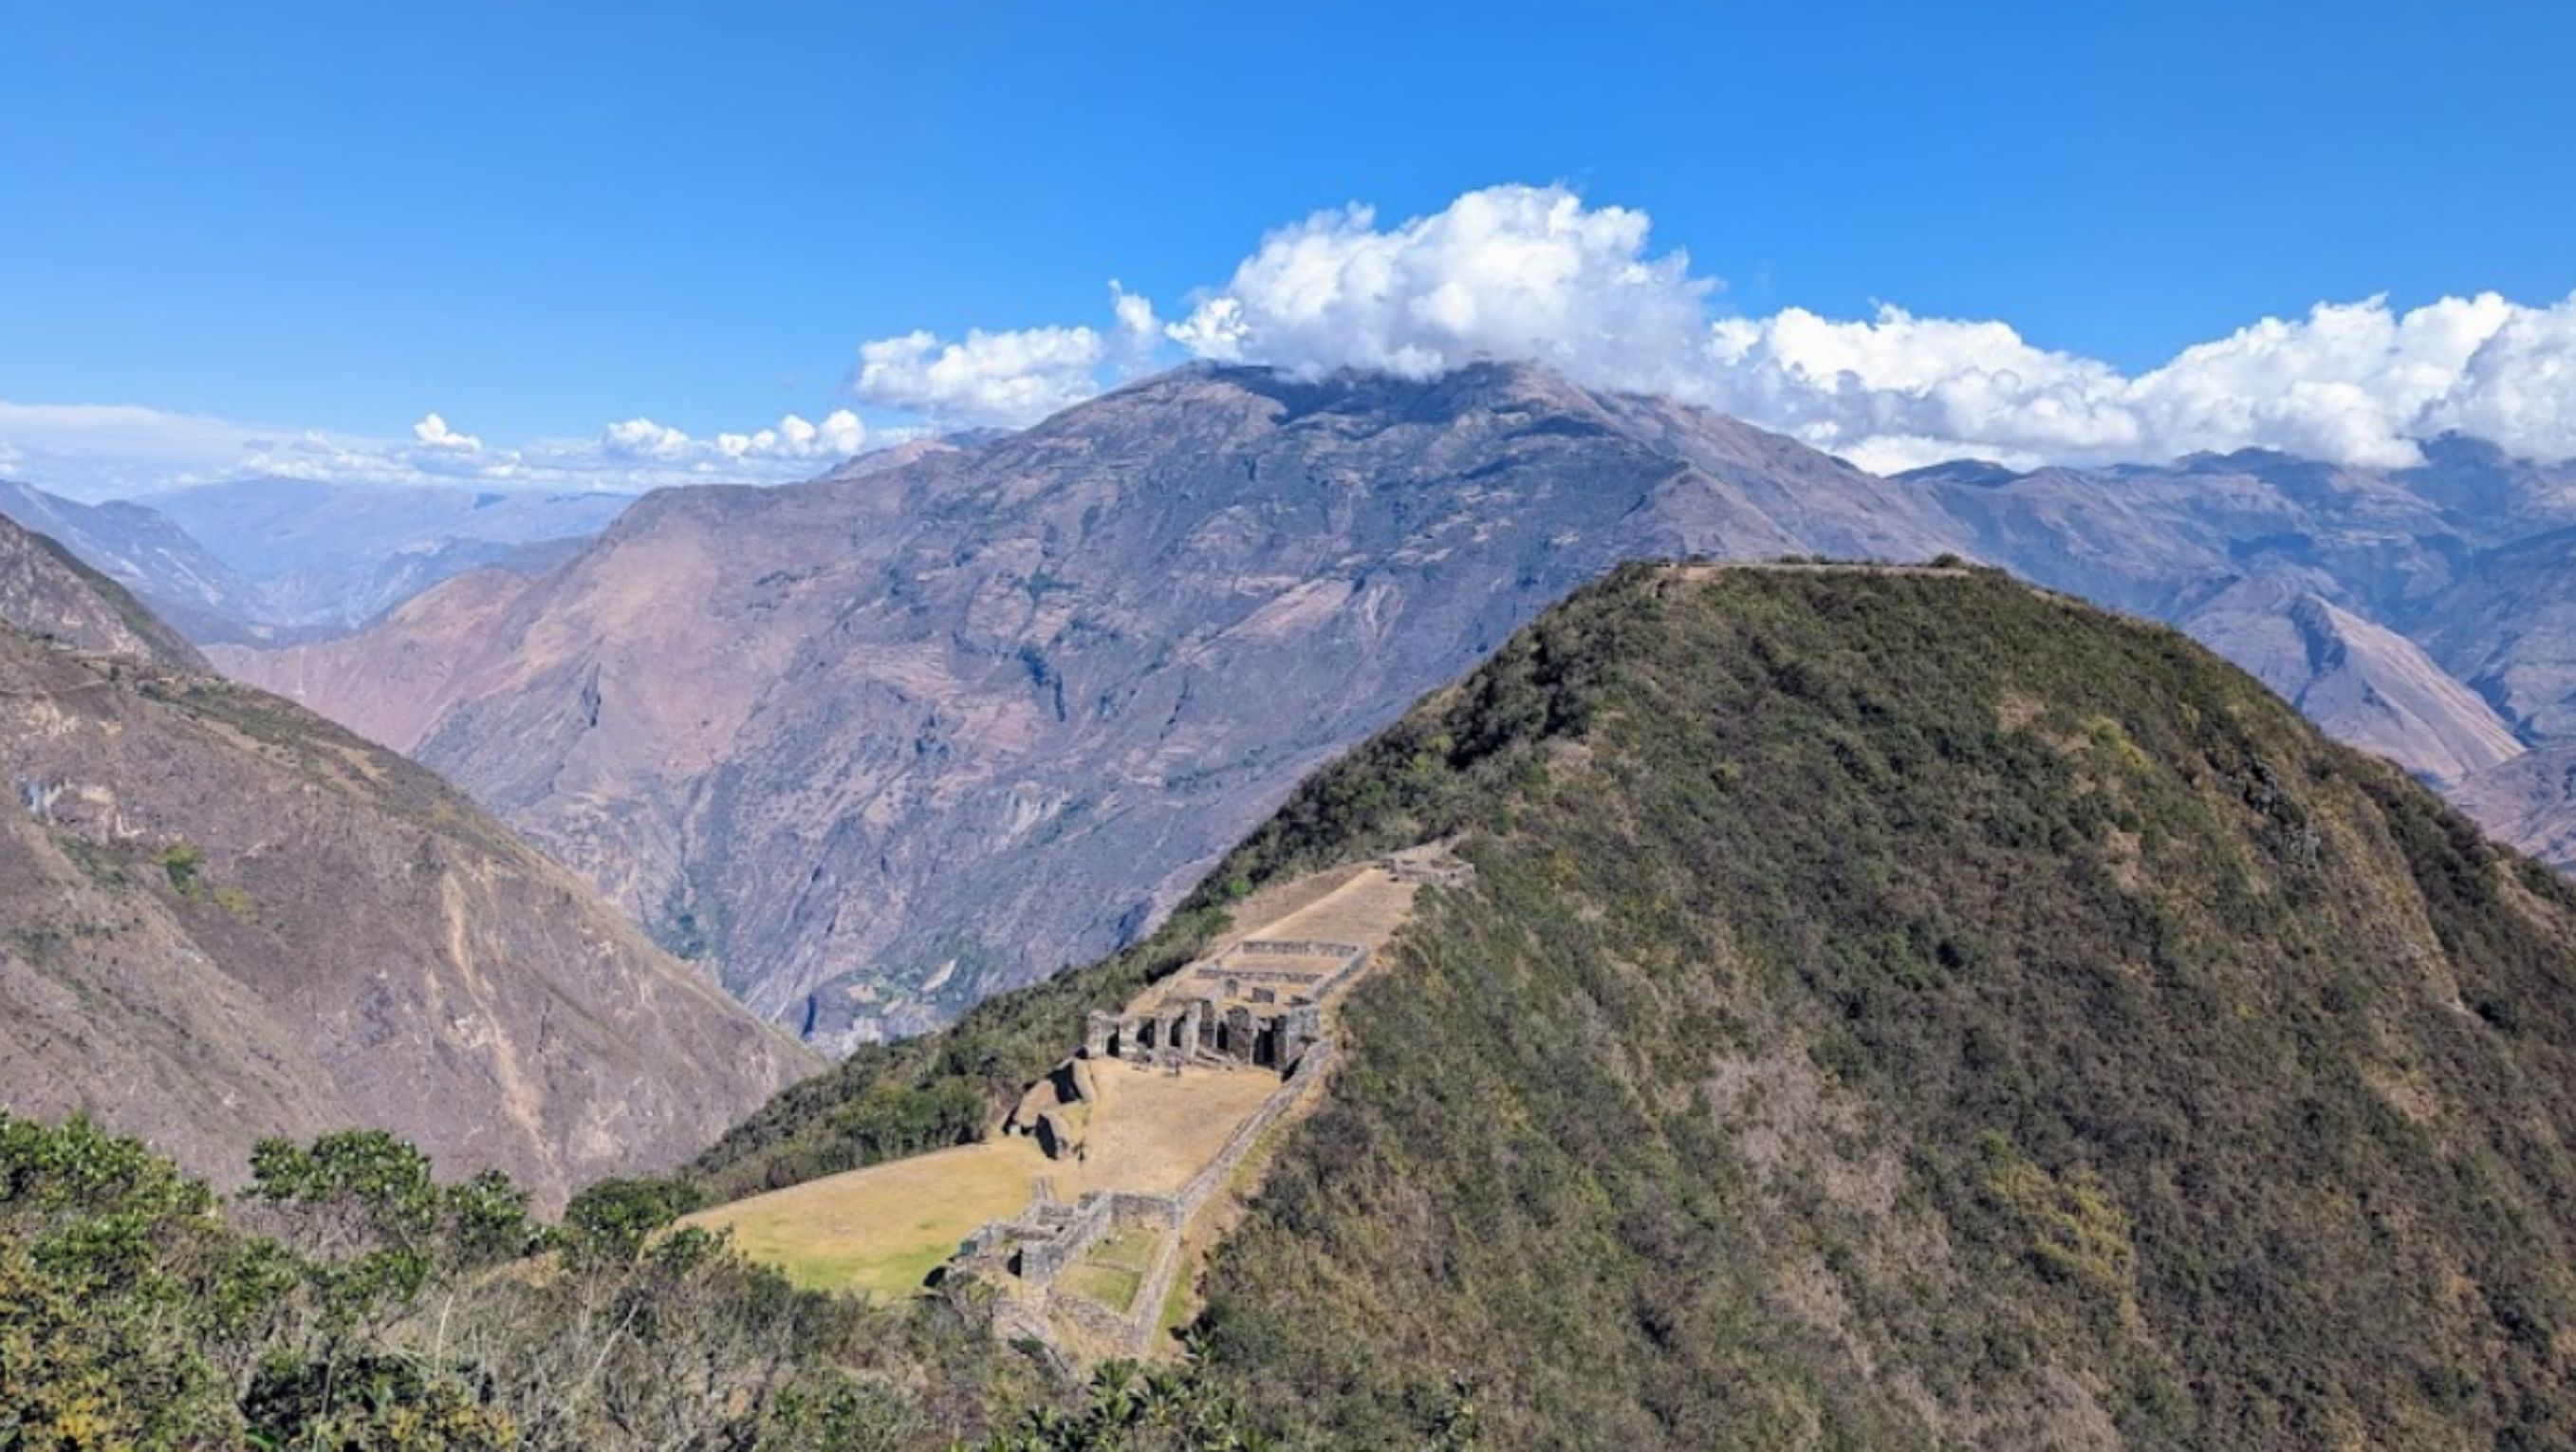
[1168,188,1712,396]
[13,182,2576,498]
[854,183,2576,472]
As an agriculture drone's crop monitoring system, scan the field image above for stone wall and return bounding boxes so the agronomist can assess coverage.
[1237,938,1365,961]
[1175,1036,1334,1217]
[1015,1191,1115,1286]
[1051,1282,1140,1346]
[1118,1220,1187,1358]
[1109,1191,1185,1231]
[1046,1042,1338,1357]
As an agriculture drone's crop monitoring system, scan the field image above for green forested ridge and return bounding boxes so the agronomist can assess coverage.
[690,562,2576,1447]
[14,562,2576,1447]
[1182,564,2576,1447]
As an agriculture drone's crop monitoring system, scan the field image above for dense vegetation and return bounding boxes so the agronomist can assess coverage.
[0,1117,1036,1448]
[1179,564,2576,1447]
[18,562,2576,1447]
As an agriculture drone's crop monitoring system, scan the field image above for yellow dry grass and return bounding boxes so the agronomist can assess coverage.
[690,1060,1279,1299]
[688,1140,1039,1299]
[699,861,1441,1311]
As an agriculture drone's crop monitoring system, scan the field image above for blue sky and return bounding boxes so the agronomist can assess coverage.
[5,1,2575,494]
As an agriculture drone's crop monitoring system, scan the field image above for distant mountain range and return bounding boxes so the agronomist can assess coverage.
[0,475,631,644]
[100,363,2576,1046]
[0,510,812,1208]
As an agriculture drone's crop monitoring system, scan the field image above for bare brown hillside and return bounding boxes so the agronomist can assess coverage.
[0,516,815,1210]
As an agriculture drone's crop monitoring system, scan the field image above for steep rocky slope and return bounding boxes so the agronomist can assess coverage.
[702,564,2576,1448]
[213,367,2576,1045]
[0,479,259,643]
[0,507,213,668]
[2178,577,2523,786]
[0,517,814,1210]
[221,363,1968,1045]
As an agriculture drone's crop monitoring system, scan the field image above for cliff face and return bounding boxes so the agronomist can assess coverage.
[0,516,814,1211]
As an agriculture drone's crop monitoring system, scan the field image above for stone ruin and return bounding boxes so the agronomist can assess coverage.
[964,849,1476,1354]
[1004,1054,1100,1159]
[960,1181,1112,1285]
[1382,842,1476,888]
[1078,937,1357,1086]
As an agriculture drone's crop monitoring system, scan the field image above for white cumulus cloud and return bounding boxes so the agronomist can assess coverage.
[2417,295,2576,463]
[20,184,2576,495]
[843,284,1176,429]
[1169,186,1712,397]
[410,412,483,454]
[1142,184,2576,470]
[1691,291,2576,471]
[852,325,1111,428]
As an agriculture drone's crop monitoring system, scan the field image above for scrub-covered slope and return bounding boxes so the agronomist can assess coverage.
[1176,562,2576,1447]
[706,561,2576,1447]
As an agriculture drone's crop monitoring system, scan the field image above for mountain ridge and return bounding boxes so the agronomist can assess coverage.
[689,561,2576,1447]
[208,363,2576,1044]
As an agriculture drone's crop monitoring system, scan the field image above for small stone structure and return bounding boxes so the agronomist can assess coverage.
[1382,842,1476,888]
[959,1039,1340,1357]
[960,1182,1129,1287]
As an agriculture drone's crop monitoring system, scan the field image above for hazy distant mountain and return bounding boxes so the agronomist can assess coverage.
[0,477,264,642]
[0,512,814,1208]
[1905,437,2576,790]
[2456,744,2576,872]
[0,474,636,645]
[213,364,2576,1046]
[136,475,634,637]
[2179,578,2523,786]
